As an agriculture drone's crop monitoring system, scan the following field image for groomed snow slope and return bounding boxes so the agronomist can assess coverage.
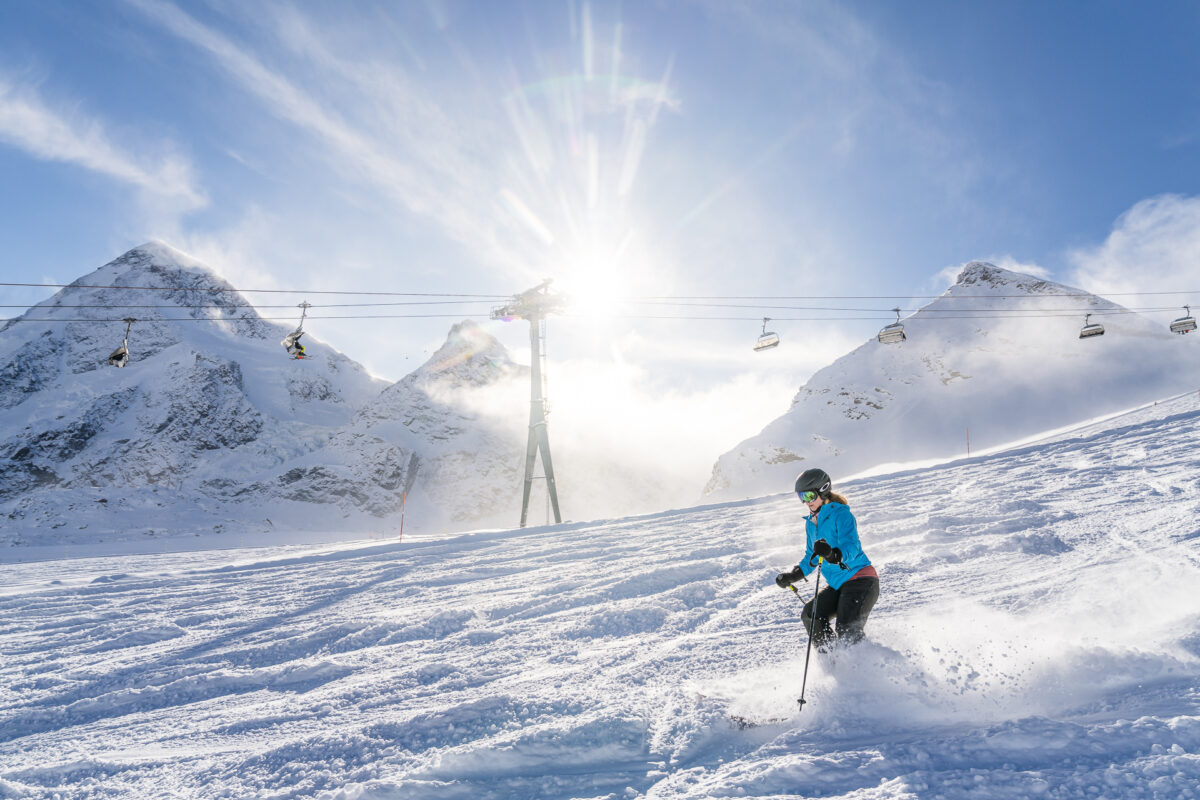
[2,393,1199,799]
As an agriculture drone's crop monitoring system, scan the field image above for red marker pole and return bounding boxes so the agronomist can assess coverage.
[399,492,406,542]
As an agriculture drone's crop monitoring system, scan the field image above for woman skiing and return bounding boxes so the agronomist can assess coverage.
[775,468,879,650]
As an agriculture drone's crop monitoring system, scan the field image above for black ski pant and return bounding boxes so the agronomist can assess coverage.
[802,576,879,650]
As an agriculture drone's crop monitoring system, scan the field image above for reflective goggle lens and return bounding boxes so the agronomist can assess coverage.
[799,491,818,502]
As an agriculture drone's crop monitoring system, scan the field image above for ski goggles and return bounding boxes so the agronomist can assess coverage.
[798,490,820,503]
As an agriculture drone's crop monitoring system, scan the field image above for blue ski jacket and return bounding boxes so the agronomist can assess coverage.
[795,501,872,590]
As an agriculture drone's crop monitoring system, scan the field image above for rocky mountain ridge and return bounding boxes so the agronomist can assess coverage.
[0,243,529,546]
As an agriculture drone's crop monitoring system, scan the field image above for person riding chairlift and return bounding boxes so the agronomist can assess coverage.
[775,468,880,651]
[282,331,306,359]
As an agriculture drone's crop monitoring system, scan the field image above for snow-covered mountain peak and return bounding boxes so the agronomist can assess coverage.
[950,261,1072,298]
[415,320,520,390]
[3,244,562,538]
[80,241,221,291]
[0,244,392,537]
[705,262,1200,500]
[114,240,205,270]
[2,243,700,540]
[955,260,1026,288]
[353,320,524,433]
[59,243,275,338]
[321,320,527,527]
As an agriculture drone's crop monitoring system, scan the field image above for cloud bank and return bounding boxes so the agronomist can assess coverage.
[1068,194,1200,301]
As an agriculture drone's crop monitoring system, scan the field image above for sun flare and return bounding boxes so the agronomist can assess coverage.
[559,267,627,320]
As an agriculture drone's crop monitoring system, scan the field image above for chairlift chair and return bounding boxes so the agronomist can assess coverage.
[753,317,780,352]
[107,317,136,368]
[281,330,305,358]
[1079,313,1105,339]
[1169,305,1197,335]
[877,308,906,344]
[282,301,311,359]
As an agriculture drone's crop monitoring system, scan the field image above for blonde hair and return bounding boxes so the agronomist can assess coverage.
[825,491,850,507]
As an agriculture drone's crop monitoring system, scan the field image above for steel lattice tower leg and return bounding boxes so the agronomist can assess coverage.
[520,315,562,528]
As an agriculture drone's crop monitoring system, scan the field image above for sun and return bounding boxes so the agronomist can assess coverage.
[559,261,627,320]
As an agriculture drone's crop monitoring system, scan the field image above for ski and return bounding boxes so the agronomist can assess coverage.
[728,713,789,730]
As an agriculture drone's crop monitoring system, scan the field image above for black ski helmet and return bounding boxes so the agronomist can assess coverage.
[794,468,832,498]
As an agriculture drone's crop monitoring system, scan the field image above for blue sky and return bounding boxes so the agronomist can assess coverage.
[3,0,1200,465]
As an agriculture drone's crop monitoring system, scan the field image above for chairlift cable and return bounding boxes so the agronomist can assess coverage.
[4,314,490,322]
[619,290,1200,300]
[0,297,1187,315]
[2,280,1197,301]
[610,301,1185,314]
[4,309,1196,324]
[0,300,500,309]
[0,281,506,298]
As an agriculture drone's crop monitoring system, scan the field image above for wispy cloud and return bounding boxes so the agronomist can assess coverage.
[124,0,681,289]
[1067,194,1200,299]
[0,75,205,210]
[122,0,393,166]
[124,0,526,271]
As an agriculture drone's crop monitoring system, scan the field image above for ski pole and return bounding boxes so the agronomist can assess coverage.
[797,556,823,711]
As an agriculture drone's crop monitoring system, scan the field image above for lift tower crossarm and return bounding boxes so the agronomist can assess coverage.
[489,279,565,321]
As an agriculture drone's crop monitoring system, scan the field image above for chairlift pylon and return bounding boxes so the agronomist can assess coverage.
[877,308,906,344]
[107,317,137,368]
[282,301,311,359]
[1079,313,1105,339]
[753,317,780,352]
[1169,305,1197,335]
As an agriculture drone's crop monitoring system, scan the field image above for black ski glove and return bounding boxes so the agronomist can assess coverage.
[811,539,844,567]
[775,567,804,588]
